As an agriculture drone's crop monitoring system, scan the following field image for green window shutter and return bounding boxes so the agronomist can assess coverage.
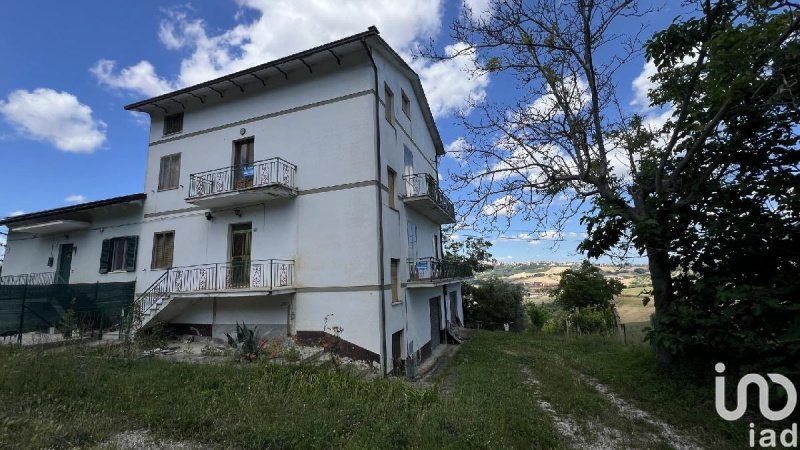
[99,239,111,274]
[124,236,138,272]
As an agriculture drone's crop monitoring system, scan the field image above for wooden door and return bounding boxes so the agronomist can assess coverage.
[229,223,252,288]
[233,139,255,189]
[56,243,73,284]
[429,296,441,350]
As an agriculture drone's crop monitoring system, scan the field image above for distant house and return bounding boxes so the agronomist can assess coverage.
[0,27,470,375]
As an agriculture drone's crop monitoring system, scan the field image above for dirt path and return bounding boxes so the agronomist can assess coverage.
[519,364,703,450]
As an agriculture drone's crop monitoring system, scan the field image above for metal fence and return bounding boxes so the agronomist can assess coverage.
[0,281,135,344]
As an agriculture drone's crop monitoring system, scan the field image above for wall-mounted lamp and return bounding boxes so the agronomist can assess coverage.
[47,257,54,267]
[205,211,215,221]
[234,208,242,217]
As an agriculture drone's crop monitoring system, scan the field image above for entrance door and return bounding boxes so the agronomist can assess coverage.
[391,330,404,375]
[233,139,255,189]
[229,223,252,289]
[449,291,458,324]
[56,243,73,283]
[429,296,441,350]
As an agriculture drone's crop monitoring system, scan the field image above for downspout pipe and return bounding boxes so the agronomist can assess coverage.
[361,37,388,376]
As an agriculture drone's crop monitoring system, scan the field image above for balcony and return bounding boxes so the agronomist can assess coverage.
[407,257,472,287]
[152,259,294,297]
[186,158,297,208]
[401,173,456,224]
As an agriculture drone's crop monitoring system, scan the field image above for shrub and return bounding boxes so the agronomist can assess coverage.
[463,278,527,331]
[225,322,267,361]
[526,304,552,331]
[541,306,616,336]
[552,261,624,309]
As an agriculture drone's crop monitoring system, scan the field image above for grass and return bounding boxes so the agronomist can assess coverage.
[0,332,747,449]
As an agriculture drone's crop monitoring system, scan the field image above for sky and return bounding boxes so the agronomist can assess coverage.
[0,0,682,264]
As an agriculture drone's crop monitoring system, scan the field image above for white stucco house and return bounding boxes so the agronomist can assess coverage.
[0,27,470,374]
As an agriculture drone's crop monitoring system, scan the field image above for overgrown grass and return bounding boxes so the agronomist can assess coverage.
[504,332,745,449]
[0,340,564,449]
[0,332,746,449]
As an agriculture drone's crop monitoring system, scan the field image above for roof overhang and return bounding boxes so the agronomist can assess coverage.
[12,220,91,235]
[124,28,380,114]
[123,27,445,157]
[0,193,146,229]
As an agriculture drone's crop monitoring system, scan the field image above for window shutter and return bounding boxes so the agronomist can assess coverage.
[124,236,138,272]
[165,232,174,268]
[99,239,111,274]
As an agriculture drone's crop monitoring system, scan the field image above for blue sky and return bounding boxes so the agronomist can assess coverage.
[0,0,680,263]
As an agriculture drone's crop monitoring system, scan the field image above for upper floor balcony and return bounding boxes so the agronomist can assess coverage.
[401,173,456,224]
[186,158,297,209]
[406,257,472,287]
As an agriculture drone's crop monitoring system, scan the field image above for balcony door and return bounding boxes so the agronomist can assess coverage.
[233,138,255,190]
[229,223,252,289]
[403,145,415,195]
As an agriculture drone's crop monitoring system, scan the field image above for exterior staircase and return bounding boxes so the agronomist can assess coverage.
[129,271,172,333]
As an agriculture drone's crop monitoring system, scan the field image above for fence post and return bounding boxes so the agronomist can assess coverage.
[94,281,101,339]
[17,281,28,345]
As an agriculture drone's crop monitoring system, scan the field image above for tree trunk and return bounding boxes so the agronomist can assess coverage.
[646,245,674,366]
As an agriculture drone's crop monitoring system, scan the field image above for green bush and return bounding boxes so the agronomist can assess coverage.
[463,278,527,331]
[552,261,624,309]
[541,306,616,336]
[526,304,552,331]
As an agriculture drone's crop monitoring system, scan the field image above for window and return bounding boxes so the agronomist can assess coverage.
[387,167,397,209]
[158,153,181,191]
[99,236,138,274]
[163,113,184,135]
[384,83,394,123]
[391,258,400,303]
[151,231,175,270]
[401,90,410,117]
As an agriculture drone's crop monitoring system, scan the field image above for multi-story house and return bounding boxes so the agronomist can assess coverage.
[0,27,470,375]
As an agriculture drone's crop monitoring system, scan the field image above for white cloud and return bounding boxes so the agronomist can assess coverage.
[9,211,25,217]
[630,60,657,110]
[91,1,488,119]
[463,0,492,21]
[91,60,176,98]
[65,195,87,203]
[412,42,489,118]
[0,89,106,153]
[481,194,516,217]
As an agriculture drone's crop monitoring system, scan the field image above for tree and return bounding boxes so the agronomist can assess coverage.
[443,235,495,272]
[552,261,624,309]
[428,0,799,364]
[463,277,527,330]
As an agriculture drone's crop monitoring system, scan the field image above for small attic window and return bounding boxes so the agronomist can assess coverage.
[401,90,411,117]
[163,112,184,136]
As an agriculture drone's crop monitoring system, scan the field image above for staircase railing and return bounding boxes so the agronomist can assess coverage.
[128,270,171,331]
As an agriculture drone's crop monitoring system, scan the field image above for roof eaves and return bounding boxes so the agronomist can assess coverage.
[0,193,146,227]
[124,27,381,112]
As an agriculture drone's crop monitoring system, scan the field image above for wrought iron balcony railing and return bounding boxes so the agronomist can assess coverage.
[188,157,297,199]
[407,257,472,282]
[135,259,294,319]
[0,272,55,286]
[402,173,456,220]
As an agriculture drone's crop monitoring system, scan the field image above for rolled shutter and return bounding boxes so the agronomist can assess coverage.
[124,236,139,272]
[99,239,111,274]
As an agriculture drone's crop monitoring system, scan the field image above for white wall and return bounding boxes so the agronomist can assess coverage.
[3,206,143,284]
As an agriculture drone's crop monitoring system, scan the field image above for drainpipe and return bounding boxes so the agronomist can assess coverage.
[361,36,388,376]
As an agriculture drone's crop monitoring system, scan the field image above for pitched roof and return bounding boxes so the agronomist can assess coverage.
[0,193,146,226]
[124,27,444,155]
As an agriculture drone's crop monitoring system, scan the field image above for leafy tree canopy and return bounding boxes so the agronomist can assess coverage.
[552,261,624,310]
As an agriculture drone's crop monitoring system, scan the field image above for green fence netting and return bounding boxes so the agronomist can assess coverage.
[0,281,135,338]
